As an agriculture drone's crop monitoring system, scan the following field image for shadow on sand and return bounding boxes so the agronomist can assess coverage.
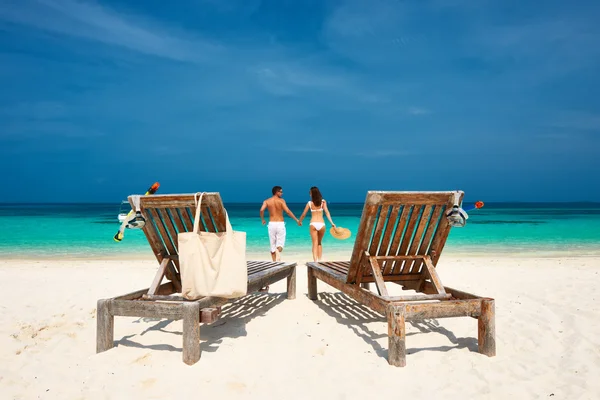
[115,292,286,354]
[312,292,478,360]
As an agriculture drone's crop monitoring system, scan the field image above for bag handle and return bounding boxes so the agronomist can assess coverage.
[224,211,233,235]
[193,192,204,233]
[193,192,234,235]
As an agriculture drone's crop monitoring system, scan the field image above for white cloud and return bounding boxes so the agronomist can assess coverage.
[0,0,222,63]
[0,0,390,113]
[547,111,600,131]
[282,148,326,153]
[251,62,358,98]
[408,107,430,115]
[0,101,68,119]
[356,149,412,157]
[536,133,570,140]
[323,0,600,86]
[1,120,105,138]
[322,0,416,65]
[465,15,600,84]
[150,145,194,156]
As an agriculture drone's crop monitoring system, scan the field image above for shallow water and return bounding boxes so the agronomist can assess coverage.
[1,202,599,258]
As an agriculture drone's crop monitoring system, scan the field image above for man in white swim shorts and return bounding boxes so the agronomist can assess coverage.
[260,186,301,262]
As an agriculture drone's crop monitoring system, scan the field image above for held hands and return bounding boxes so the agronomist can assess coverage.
[297,219,302,226]
[261,219,266,225]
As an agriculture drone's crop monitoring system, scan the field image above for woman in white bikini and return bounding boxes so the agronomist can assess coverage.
[298,186,336,262]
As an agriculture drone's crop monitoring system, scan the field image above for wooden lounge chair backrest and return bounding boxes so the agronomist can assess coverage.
[346,191,463,285]
[128,193,227,292]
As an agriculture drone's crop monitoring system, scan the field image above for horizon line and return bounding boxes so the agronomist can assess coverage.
[2,201,600,206]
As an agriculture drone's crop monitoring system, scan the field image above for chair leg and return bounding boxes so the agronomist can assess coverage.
[307,267,318,300]
[478,299,496,357]
[386,304,406,367]
[96,299,114,353]
[286,266,296,300]
[182,302,201,365]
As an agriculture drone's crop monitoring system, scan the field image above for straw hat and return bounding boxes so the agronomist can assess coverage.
[330,226,351,240]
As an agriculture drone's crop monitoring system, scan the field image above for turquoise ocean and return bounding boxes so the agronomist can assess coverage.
[0,202,599,259]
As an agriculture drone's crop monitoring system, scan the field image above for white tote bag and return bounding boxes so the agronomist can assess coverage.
[178,193,248,300]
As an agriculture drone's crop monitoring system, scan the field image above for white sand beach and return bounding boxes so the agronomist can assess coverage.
[1,254,599,400]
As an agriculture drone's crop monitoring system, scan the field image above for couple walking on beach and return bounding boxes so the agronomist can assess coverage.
[260,186,336,263]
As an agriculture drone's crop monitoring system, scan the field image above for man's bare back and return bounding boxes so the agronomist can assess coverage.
[263,197,286,222]
[259,187,301,226]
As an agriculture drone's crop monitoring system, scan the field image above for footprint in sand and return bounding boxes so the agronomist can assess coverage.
[227,382,247,393]
[11,315,80,354]
[31,325,49,338]
[132,353,152,365]
[11,323,44,341]
[141,378,156,389]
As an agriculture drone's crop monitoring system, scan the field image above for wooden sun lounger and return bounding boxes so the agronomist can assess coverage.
[306,191,496,367]
[96,193,297,365]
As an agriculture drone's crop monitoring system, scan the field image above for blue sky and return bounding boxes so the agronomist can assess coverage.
[1,0,599,203]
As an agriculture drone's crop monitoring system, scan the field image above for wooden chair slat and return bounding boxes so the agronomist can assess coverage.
[347,198,379,283]
[367,205,390,262]
[157,209,183,272]
[186,206,205,231]
[368,256,389,297]
[382,205,411,275]
[138,193,220,207]
[377,204,401,258]
[202,206,216,232]
[403,205,434,274]
[177,208,194,232]
[148,208,178,257]
[147,258,170,296]
[391,205,422,274]
[369,191,459,205]
[158,208,181,252]
[248,263,279,275]
[429,192,461,266]
[136,193,227,231]
[246,261,264,268]
[132,202,181,290]
[138,206,166,261]
[360,273,422,283]
[247,261,285,274]
[320,262,349,275]
[169,208,187,234]
[248,261,278,269]
[329,261,351,270]
[422,256,446,295]
[146,208,182,279]
[411,205,445,273]
[207,197,227,232]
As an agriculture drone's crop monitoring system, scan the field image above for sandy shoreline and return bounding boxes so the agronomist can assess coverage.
[1,254,599,399]
[3,247,600,261]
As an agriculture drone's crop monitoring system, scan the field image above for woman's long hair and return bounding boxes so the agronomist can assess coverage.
[310,186,323,207]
